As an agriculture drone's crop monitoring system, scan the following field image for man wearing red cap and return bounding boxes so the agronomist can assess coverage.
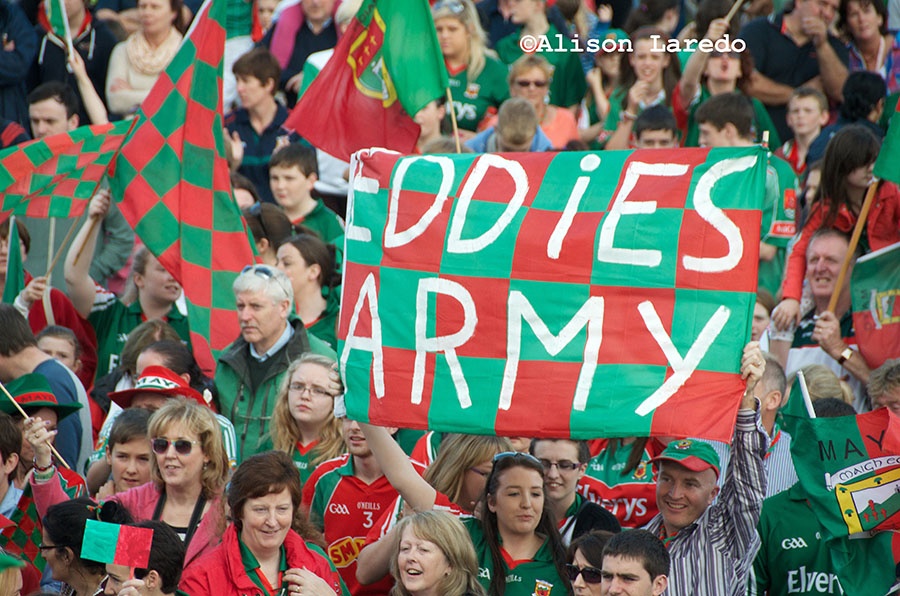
[643,341,768,596]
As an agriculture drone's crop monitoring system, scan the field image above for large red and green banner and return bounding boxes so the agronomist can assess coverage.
[875,94,899,184]
[788,407,900,536]
[338,147,767,441]
[110,0,256,373]
[851,241,900,368]
[285,0,448,159]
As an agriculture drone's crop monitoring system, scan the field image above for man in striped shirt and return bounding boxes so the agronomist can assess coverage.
[643,341,768,595]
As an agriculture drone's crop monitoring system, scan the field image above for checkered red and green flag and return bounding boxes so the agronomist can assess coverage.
[339,147,767,441]
[875,94,900,184]
[0,121,131,219]
[109,0,256,374]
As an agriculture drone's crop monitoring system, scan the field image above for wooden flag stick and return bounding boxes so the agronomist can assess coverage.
[724,0,746,23]
[0,379,70,469]
[826,179,880,313]
[445,88,462,154]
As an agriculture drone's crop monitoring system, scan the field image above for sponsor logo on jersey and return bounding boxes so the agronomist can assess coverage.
[787,566,843,594]
[780,537,809,549]
[357,502,381,510]
[328,503,351,515]
[533,579,553,596]
[327,536,366,568]
[478,567,491,580]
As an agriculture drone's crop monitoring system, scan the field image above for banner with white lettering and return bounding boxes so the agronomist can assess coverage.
[338,147,766,441]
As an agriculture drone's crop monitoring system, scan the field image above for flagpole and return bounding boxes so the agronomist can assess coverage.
[44,216,81,278]
[826,179,879,313]
[0,379,71,469]
[724,0,746,22]
[796,369,816,418]
[46,218,55,281]
[445,88,461,154]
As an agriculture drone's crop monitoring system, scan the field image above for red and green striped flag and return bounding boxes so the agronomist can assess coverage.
[285,0,449,159]
[851,241,900,368]
[339,147,766,441]
[2,216,24,304]
[110,0,257,374]
[876,94,900,184]
[0,121,131,219]
[81,520,153,568]
[43,0,74,57]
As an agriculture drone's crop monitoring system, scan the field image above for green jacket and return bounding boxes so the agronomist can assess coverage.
[214,317,335,459]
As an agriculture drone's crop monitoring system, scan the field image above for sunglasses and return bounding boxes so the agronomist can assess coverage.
[246,202,272,240]
[538,459,580,471]
[492,451,542,465]
[433,0,466,14]
[566,564,603,584]
[241,264,292,297]
[151,438,200,455]
[515,79,548,88]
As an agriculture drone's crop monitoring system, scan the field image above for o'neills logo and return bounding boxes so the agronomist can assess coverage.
[347,9,398,108]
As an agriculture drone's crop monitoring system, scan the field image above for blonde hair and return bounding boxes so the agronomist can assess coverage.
[508,54,554,89]
[432,0,490,81]
[390,511,486,596]
[0,563,21,596]
[270,354,345,466]
[148,398,230,498]
[794,365,854,405]
[425,434,511,506]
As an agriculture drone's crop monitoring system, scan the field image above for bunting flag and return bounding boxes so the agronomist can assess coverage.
[851,241,900,369]
[285,0,448,159]
[876,94,899,184]
[339,147,766,441]
[2,216,24,304]
[81,520,153,568]
[109,0,257,373]
[0,121,131,219]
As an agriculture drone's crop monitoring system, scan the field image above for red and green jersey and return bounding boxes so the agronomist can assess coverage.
[447,56,510,132]
[292,200,345,245]
[308,456,399,596]
[464,518,566,596]
[409,431,443,468]
[758,153,798,296]
[366,487,462,544]
[292,440,320,487]
[577,440,659,529]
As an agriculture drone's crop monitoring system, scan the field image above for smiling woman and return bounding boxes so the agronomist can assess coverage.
[180,451,345,596]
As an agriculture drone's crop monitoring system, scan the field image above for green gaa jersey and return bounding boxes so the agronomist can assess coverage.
[447,57,510,132]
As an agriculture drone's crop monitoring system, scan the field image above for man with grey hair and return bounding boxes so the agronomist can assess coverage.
[214,264,334,459]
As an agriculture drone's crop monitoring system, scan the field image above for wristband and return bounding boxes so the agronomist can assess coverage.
[32,458,53,473]
[620,110,638,122]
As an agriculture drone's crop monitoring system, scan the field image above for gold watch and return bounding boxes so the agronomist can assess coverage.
[838,347,854,366]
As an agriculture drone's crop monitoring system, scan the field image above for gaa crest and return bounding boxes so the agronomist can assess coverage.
[347,9,398,107]
[533,580,553,596]
[674,439,693,450]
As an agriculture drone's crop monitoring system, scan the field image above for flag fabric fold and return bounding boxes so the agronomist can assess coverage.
[43,0,74,56]
[2,216,24,305]
[110,0,257,373]
[0,121,131,220]
[875,95,899,183]
[284,0,448,159]
[850,241,900,369]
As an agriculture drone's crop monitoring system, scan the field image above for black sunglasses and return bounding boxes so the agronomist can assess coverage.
[151,438,199,455]
[566,564,603,584]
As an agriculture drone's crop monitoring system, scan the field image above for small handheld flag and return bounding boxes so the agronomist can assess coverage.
[81,520,153,568]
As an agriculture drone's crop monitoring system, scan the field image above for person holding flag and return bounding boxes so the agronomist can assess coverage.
[103,521,190,596]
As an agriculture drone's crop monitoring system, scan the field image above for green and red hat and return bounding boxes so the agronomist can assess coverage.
[650,439,721,478]
[0,373,83,420]
[108,366,209,409]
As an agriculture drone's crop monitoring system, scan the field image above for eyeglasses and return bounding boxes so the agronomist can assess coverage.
[515,79,548,88]
[566,564,603,584]
[289,382,334,398]
[468,467,490,478]
[538,459,581,472]
[38,544,65,552]
[432,0,466,15]
[241,264,292,299]
[492,451,542,465]
[151,438,200,455]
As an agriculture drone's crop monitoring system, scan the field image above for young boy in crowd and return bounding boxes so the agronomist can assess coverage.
[775,87,829,176]
[269,144,345,244]
[36,326,83,380]
[633,106,680,149]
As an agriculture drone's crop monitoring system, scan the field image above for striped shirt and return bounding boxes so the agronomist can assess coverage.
[644,409,768,596]
[705,426,798,498]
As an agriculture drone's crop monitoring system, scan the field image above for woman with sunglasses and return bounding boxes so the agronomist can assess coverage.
[40,497,133,596]
[389,510,486,596]
[566,530,614,596]
[432,0,509,139]
[30,398,230,569]
[242,202,295,266]
[276,234,341,349]
[355,427,510,584]
[65,190,191,380]
[270,353,345,486]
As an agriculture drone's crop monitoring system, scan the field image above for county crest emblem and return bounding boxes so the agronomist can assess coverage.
[346,7,398,107]
[533,579,553,596]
